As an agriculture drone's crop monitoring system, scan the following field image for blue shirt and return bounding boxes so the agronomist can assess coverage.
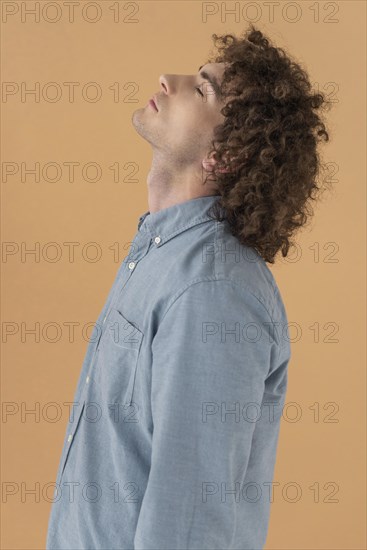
[46,194,291,550]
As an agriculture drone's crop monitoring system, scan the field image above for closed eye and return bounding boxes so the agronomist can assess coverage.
[195,86,204,97]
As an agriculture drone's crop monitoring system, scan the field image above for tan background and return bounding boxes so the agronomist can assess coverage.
[1,1,366,548]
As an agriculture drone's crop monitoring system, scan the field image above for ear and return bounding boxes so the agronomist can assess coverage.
[202,155,238,174]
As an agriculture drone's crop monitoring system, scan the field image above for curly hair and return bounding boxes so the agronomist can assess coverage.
[203,24,333,264]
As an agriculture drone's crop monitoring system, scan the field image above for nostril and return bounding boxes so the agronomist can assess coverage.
[159,77,168,94]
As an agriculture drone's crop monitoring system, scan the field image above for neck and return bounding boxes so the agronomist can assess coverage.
[146,150,218,214]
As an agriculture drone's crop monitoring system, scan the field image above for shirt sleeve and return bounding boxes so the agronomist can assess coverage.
[133,279,284,550]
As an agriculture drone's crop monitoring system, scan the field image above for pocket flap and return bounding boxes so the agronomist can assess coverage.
[104,308,143,350]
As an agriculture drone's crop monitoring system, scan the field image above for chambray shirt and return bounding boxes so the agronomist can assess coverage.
[46,194,291,550]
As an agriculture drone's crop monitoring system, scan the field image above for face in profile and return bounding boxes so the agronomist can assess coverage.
[131,62,228,171]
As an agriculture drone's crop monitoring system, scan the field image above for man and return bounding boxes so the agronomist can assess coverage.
[46,24,330,549]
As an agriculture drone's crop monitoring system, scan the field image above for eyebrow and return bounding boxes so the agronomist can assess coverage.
[198,65,222,100]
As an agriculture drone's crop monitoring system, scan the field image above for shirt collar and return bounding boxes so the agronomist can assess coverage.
[137,194,225,247]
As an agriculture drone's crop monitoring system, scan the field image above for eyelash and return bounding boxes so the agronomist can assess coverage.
[195,86,204,97]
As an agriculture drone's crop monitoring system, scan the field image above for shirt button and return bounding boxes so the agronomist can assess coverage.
[103,315,107,324]
[128,261,136,270]
[86,376,90,384]
[154,236,161,245]
[67,434,73,443]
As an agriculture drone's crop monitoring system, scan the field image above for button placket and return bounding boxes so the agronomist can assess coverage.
[60,400,86,479]
[116,233,152,293]
[83,231,152,390]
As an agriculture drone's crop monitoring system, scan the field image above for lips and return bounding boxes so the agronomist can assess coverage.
[150,96,158,111]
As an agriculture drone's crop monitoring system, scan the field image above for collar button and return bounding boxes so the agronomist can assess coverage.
[154,236,161,245]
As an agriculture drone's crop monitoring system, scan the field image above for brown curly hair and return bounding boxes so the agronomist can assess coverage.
[203,24,333,264]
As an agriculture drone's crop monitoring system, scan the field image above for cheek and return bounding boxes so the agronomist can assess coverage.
[176,106,213,137]
[164,103,219,149]
[166,110,199,143]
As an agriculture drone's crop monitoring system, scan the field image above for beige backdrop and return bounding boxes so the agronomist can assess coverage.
[1,1,366,548]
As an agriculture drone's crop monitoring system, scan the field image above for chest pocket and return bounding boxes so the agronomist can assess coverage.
[96,308,144,406]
